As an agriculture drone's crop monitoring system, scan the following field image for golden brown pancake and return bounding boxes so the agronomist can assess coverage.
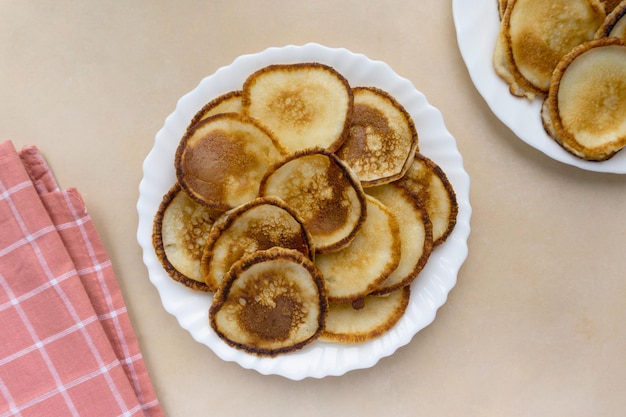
[314,195,401,302]
[321,287,410,344]
[209,247,327,356]
[153,183,222,291]
[335,86,419,187]
[541,38,626,160]
[242,63,353,154]
[259,148,367,254]
[365,183,433,295]
[494,0,606,99]
[175,113,288,211]
[596,0,626,40]
[201,196,313,292]
[394,152,457,247]
[187,90,243,129]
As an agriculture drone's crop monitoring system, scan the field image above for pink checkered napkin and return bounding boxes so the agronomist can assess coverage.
[0,141,163,417]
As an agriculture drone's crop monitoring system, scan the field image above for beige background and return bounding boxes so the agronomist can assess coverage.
[2,1,626,416]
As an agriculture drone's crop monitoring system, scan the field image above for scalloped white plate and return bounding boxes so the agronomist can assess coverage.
[453,0,626,173]
[136,43,471,380]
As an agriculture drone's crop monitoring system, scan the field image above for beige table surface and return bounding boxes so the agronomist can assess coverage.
[2,1,626,416]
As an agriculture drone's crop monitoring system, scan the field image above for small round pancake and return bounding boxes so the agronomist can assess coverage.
[596,1,626,40]
[394,152,457,247]
[542,38,626,161]
[209,247,327,356]
[259,149,367,254]
[201,196,313,292]
[315,195,401,302]
[320,286,410,344]
[335,86,418,187]
[187,90,243,129]
[175,113,288,210]
[366,183,433,295]
[494,0,606,99]
[242,63,353,154]
[153,183,223,291]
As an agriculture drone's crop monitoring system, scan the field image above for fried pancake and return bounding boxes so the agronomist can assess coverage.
[188,90,243,129]
[209,247,327,356]
[242,63,353,154]
[541,38,626,160]
[596,0,626,40]
[201,196,313,292]
[320,286,410,344]
[153,183,222,291]
[394,152,457,247]
[175,113,288,211]
[315,195,401,302]
[366,183,433,295]
[259,149,367,254]
[494,0,606,99]
[335,87,419,187]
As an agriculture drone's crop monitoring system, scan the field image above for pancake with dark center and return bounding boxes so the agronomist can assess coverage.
[335,86,418,187]
[175,113,288,210]
[259,148,367,254]
[209,247,327,356]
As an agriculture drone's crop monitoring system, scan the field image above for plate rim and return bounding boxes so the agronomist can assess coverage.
[136,42,472,379]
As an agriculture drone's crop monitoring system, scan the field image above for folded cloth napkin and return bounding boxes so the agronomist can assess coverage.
[0,140,163,417]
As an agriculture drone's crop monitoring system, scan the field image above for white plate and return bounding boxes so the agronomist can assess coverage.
[136,43,471,380]
[453,0,626,173]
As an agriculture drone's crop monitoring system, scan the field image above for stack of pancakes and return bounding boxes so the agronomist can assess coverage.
[494,0,626,161]
[153,63,458,356]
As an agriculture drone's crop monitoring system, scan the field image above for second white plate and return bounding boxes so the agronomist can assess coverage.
[453,0,626,173]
